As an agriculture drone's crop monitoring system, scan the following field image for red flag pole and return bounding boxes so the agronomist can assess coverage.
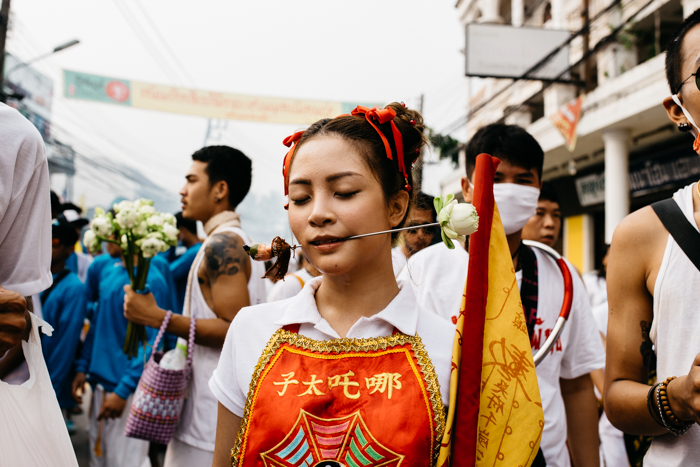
[451,154,500,463]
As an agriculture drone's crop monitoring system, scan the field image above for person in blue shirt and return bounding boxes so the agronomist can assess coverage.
[84,238,121,323]
[170,212,202,314]
[41,216,88,413]
[61,203,93,283]
[151,253,177,317]
[71,246,170,467]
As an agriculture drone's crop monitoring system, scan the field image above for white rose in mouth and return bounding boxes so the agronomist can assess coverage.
[434,194,479,249]
[91,216,113,237]
[162,223,179,244]
[440,201,479,240]
[116,208,138,230]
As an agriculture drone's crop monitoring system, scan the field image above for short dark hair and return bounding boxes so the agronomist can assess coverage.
[192,146,252,208]
[465,123,544,180]
[175,212,197,235]
[538,181,559,204]
[52,215,79,247]
[413,192,437,222]
[666,9,700,94]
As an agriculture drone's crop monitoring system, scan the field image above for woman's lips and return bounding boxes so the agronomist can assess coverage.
[309,237,347,253]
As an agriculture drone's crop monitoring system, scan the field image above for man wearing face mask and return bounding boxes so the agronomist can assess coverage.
[401,123,603,467]
[605,10,700,466]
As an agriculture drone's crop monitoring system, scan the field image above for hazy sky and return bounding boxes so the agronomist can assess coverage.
[7,0,468,239]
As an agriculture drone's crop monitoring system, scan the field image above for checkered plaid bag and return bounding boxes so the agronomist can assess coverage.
[125,310,196,444]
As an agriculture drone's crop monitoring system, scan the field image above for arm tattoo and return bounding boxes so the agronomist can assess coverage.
[205,232,247,285]
[640,320,653,367]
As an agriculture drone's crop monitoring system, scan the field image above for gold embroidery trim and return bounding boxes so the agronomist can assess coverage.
[230,329,446,467]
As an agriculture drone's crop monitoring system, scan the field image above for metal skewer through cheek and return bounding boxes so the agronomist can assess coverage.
[289,222,441,249]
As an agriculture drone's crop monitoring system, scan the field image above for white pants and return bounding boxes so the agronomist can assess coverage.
[163,437,214,467]
[89,385,150,467]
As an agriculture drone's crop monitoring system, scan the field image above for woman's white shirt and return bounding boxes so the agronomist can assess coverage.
[210,276,454,417]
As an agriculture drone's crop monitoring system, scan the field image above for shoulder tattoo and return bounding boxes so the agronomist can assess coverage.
[640,320,653,367]
[204,232,247,284]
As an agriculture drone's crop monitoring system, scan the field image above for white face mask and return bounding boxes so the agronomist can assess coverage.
[493,183,540,235]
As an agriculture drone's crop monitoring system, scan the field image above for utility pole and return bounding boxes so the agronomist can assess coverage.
[0,0,10,102]
[581,0,593,92]
[415,93,425,192]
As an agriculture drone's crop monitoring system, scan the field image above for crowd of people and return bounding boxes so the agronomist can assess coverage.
[5,9,700,467]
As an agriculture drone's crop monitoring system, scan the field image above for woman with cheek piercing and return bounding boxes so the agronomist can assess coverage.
[209,103,454,467]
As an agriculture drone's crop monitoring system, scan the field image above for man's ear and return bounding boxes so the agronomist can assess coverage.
[460,177,473,204]
[389,190,410,228]
[214,180,229,204]
[663,95,687,126]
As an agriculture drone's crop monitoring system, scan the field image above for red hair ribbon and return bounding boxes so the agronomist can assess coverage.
[281,106,412,197]
[282,131,305,196]
[350,106,410,191]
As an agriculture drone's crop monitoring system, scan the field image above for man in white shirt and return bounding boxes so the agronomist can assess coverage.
[124,145,266,467]
[0,102,77,465]
[400,123,604,467]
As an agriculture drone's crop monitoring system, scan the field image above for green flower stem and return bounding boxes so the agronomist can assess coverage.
[122,231,150,359]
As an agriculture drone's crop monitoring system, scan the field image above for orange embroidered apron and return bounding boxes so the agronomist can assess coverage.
[231,324,445,467]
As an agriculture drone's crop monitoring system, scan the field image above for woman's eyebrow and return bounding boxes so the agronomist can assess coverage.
[290,178,311,186]
[290,172,362,185]
[326,172,362,183]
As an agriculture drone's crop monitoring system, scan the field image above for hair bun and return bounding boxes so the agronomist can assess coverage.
[385,102,426,165]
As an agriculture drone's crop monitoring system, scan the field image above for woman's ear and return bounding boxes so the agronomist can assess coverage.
[663,95,688,126]
[388,190,410,228]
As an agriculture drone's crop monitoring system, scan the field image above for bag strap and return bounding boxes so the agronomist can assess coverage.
[151,310,196,369]
[40,269,71,306]
[152,310,173,352]
[519,244,539,339]
[651,199,700,272]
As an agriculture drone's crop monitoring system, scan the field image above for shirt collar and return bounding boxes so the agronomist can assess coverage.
[273,276,420,336]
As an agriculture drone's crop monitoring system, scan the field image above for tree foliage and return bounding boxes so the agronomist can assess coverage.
[427,127,460,167]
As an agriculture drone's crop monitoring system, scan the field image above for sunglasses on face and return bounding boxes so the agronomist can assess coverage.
[676,65,700,95]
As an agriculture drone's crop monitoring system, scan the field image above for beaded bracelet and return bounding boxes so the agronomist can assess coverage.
[656,376,694,436]
[647,383,663,427]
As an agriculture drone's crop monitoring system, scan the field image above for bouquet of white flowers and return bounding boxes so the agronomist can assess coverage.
[84,199,178,358]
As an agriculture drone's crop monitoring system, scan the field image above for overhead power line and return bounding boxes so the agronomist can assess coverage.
[131,0,197,87]
[109,0,187,86]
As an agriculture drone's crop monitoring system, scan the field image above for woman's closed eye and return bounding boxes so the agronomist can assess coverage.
[291,196,311,206]
[335,190,359,199]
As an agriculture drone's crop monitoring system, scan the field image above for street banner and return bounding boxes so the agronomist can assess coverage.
[438,154,544,467]
[550,96,584,152]
[63,70,379,124]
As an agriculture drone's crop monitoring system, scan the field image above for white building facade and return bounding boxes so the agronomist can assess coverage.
[444,0,700,272]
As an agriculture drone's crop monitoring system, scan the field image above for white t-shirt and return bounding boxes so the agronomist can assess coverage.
[210,276,455,419]
[397,242,468,323]
[582,272,608,337]
[391,246,407,277]
[267,268,314,302]
[0,103,52,296]
[403,242,604,467]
